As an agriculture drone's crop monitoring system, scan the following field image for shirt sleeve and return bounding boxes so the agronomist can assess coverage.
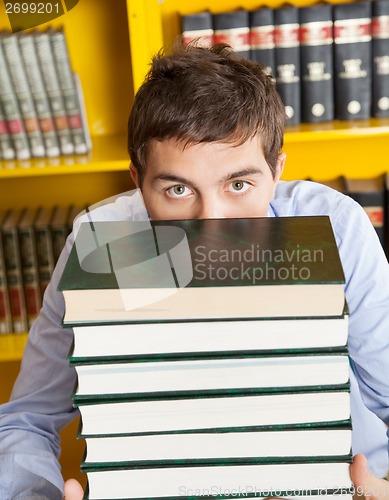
[333,196,389,434]
[0,233,78,498]
[271,180,389,474]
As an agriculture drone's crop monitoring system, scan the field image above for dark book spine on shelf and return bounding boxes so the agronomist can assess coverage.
[50,205,70,264]
[2,210,28,334]
[34,31,74,156]
[300,3,334,123]
[0,39,30,160]
[34,207,55,297]
[18,33,61,158]
[344,176,385,249]
[372,0,389,117]
[213,10,251,59]
[0,100,15,160]
[1,33,46,158]
[274,4,301,125]
[333,1,372,120]
[18,208,41,329]
[181,11,214,47]
[50,28,90,155]
[249,7,276,77]
[0,211,12,334]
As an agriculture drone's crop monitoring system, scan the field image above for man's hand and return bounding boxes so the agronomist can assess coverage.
[350,454,389,500]
[64,478,84,500]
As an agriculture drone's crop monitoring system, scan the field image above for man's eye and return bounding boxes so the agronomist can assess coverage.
[167,185,192,198]
[227,180,250,193]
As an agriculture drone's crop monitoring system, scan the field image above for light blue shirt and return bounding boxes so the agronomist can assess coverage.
[0,181,388,499]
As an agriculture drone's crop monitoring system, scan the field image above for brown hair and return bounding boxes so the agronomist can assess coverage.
[128,42,286,182]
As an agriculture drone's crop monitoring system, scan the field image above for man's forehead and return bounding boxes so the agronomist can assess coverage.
[147,134,264,156]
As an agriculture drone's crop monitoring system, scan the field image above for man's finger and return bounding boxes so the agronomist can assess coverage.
[350,453,389,499]
[64,478,84,500]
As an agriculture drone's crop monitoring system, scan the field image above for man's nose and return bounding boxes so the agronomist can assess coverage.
[195,199,225,219]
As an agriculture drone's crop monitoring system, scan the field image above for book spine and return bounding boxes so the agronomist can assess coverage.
[50,29,90,154]
[181,11,214,47]
[249,7,276,78]
[34,32,74,155]
[0,216,12,334]
[274,5,301,125]
[50,206,70,264]
[35,208,55,297]
[1,34,46,158]
[213,10,251,59]
[18,210,41,328]
[0,100,15,160]
[2,212,28,334]
[0,41,30,160]
[372,0,389,117]
[18,33,61,157]
[300,4,334,123]
[72,72,92,156]
[333,1,372,120]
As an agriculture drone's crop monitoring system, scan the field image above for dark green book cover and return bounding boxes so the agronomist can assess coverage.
[58,216,345,324]
[59,216,344,289]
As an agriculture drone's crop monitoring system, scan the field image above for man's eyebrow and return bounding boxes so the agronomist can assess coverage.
[152,173,197,190]
[222,167,263,182]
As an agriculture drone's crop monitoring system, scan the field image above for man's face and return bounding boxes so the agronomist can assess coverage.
[131,135,285,220]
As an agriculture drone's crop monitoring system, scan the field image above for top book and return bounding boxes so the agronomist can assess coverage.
[58,216,345,325]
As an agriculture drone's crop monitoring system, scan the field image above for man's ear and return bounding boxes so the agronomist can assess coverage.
[274,152,286,183]
[130,163,140,188]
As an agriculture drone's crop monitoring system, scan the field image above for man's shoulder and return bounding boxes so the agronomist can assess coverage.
[271,179,355,218]
[72,189,148,235]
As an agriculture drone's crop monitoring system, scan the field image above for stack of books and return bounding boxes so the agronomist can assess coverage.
[59,216,353,500]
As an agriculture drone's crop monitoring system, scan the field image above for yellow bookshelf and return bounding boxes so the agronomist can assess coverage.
[0,334,28,361]
[1,0,388,487]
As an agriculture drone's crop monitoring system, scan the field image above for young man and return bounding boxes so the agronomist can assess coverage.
[1,43,388,500]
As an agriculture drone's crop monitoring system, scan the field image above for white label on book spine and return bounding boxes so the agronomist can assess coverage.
[300,21,333,46]
[372,15,389,39]
[339,59,368,79]
[214,28,250,52]
[183,29,214,45]
[334,18,372,44]
[274,23,300,48]
[250,26,275,49]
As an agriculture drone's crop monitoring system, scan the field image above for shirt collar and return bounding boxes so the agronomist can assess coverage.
[268,204,276,218]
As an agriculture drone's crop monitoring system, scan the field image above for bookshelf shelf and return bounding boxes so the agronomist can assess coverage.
[285,119,389,143]
[0,334,28,362]
[0,134,129,178]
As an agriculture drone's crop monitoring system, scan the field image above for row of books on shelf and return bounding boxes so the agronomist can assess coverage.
[58,216,353,499]
[319,173,389,258]
[0,27,91,162]
[181,0,389,125]
[0,203,83,334]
